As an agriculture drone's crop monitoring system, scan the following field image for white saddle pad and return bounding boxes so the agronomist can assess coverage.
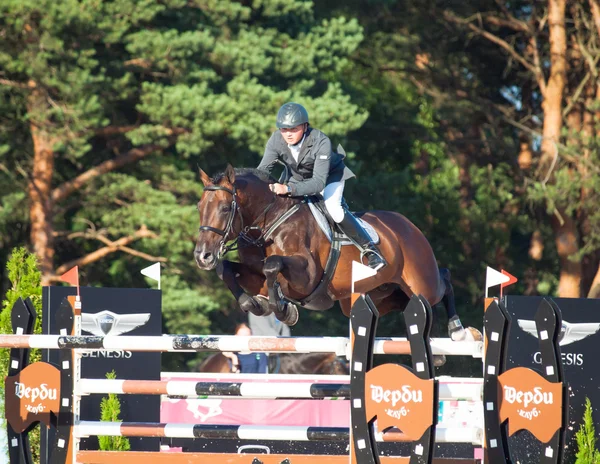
[307,201,380,245]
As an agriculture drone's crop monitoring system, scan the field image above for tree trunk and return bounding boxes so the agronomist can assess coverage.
[541,0,579,296]
[551,214,582,297]
[27,85,56,286]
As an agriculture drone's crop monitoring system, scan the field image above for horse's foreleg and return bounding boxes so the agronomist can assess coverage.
[218,260,269,316]
[440,268,467,341]
[263,255,309,326]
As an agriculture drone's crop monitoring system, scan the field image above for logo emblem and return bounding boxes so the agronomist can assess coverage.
[82,311,150,336]
[517,319,600,346]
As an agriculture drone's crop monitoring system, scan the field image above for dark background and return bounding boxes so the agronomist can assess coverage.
[503,295,600,462]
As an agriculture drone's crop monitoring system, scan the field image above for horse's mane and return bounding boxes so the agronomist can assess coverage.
[211,168,275,185]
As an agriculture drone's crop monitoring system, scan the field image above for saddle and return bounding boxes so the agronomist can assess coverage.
[277,196,377,311]
[306,196,379,245]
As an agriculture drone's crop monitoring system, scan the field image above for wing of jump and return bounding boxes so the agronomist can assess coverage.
[516,319,538,338]
[561,322,600,345]
[110,313,151,336]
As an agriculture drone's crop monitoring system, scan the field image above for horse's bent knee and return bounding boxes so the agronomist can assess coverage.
[263,256,284,277]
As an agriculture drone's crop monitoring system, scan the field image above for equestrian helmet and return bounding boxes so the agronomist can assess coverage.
[276,102,309,129]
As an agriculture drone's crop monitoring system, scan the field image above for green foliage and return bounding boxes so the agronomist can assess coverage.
[0,247,43,464]
[0,0,584,375]
[98,371,131,451]
[0,0,367,367]
[575,398,600,464]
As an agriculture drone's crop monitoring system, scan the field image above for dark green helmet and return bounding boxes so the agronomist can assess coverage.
[276,102,309,129]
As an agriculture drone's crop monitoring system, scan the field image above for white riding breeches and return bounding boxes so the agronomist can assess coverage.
[322,181,345,223]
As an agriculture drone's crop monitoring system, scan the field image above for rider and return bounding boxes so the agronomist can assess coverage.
[257,102,386,271]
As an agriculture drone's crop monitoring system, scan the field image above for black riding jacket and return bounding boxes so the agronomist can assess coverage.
[257,128,355,196]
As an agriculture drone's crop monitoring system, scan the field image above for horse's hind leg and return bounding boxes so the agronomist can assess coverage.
[440,268,469,341]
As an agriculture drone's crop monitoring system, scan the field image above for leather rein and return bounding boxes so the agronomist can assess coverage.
[198,184,302,260]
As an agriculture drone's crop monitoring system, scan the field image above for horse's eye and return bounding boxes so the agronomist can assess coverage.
[221,205,231,213]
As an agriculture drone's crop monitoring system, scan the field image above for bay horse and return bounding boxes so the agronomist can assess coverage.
[197,352,349,375]
[194,165,478,346]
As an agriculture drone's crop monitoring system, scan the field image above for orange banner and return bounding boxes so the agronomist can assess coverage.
[5,362,61,432]
[498,367,563,443]
[365,363,434,440]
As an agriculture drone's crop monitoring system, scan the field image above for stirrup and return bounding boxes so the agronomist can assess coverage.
[362,249,387,271]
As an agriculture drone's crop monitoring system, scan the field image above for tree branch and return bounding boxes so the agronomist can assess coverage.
[443,11,541,85]
[493,0,531,31]
[54,226,165,275]
[0,78,29,89]
[530,33,548,97]
[51,128,186,203]
[94,125,139,137]
[484,13,529,32]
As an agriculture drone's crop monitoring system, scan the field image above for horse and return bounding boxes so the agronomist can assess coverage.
[194,165,480,348]
[197,352,349,375]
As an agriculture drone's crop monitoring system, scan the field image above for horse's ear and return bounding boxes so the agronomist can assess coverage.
[225,164,236,184]
[199,168,211,187]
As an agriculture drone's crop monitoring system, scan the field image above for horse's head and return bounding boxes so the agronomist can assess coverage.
[194,164,274,270]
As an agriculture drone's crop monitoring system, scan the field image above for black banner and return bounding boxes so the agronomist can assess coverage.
[503,295,598,462]
[40,286,162,462]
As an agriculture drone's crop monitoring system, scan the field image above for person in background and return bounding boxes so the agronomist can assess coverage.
[249,312,290,373]
[222,323,268,374]
[248,311,291,337]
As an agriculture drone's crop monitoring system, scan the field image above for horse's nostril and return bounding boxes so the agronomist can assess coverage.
[202,252,213,262]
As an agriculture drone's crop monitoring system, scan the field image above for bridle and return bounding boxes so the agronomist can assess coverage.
[198,183,288,260]
[198,185,241,260]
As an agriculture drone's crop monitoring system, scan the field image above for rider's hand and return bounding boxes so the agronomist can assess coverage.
[270,183,290,195]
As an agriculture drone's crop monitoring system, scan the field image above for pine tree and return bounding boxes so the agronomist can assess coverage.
[0,248,43,463]
[575,398,600,464]
[99,371,131,451]
[0,0,367,356]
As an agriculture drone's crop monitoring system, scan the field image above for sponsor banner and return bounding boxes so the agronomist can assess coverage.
[160,374,482,431]
[41,286,162,459]
[160,374,349,427]
[504,295,600,461]
[498,367,562,442]
[365,363,434,440]
[5,362,61,432]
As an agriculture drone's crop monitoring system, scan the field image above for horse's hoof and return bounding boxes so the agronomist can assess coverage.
[433,354,446,367]
[466,326,483,342]
[276,303,299,326]
[255,295,273,316]
[239,294,265,316]
[449,325,483,342]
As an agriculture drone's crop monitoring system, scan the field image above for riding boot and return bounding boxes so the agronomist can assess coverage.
[337,212,387,271]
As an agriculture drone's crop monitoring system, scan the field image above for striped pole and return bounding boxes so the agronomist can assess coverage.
[0,334,482,357]
[78,378,482,401]
[78,379,349,399]
[74,422,483,445]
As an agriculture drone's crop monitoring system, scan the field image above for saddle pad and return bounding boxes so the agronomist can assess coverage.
[307,201,380,245]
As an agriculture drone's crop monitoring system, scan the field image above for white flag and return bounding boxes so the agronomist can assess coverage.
[485,266,510,297]
[351,260,377,294]
[141,262,161,290]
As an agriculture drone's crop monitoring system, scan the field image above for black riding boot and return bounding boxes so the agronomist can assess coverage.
[337,212,387,271]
